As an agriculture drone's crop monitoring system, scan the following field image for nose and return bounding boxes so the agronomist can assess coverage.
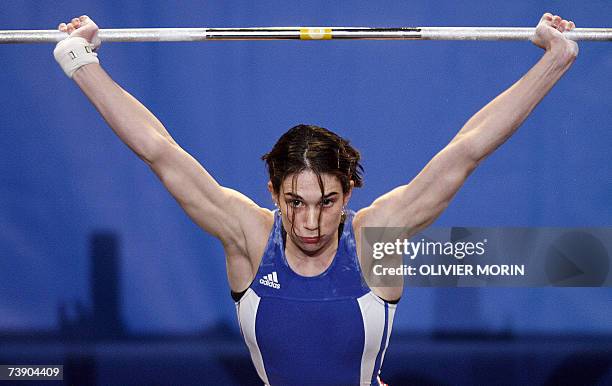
[304,207,319,231]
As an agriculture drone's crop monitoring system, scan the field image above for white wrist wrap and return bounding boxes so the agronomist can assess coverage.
[53,37,99,78]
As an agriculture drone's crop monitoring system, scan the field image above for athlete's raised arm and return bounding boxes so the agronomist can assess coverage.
[355,13,578,234]
[54,16,271,277]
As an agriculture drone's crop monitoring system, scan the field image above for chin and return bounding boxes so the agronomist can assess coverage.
[297,240,319,249]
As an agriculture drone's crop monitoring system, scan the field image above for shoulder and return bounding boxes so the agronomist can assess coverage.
[353,205,390,229]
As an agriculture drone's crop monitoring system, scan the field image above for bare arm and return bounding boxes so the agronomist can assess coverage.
[76,64,269,241]
[58,16,270,256]
[356,13,578,233]
[73,63,174,163]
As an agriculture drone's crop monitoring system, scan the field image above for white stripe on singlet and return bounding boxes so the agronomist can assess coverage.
[357,292,389,386]
[236,288,269,384]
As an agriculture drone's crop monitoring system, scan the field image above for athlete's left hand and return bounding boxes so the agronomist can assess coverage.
[531,13,578,59]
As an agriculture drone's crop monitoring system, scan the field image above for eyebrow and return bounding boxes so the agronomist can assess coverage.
[284,192,339,199]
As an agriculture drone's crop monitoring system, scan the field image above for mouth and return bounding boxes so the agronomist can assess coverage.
[299,236,323,244]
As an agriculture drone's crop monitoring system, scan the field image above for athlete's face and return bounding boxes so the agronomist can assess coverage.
[270,169,352,255]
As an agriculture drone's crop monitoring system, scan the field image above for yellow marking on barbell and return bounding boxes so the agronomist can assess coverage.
[300,28,332,40]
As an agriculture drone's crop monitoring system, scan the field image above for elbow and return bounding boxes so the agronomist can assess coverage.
[138,133,176,166]
[446,135,481,172]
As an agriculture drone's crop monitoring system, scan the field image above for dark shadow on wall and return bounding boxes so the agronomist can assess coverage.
[59,231,125,340]
[544,352,612,386]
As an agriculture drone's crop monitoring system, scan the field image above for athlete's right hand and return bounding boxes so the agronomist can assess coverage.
[58,15,101,50]
[54,15,101,78]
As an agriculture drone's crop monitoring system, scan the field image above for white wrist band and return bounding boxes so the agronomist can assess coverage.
[53,37,99,78]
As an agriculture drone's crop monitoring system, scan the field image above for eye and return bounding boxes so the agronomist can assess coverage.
[321,198,334,207]
[288,199,303,208]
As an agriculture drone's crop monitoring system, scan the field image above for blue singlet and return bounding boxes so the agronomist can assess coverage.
[234,209,397,386]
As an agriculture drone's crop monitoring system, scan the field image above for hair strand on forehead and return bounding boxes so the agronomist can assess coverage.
[262,124,364,195]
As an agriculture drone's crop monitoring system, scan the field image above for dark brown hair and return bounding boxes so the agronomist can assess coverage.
[262,124,364,237]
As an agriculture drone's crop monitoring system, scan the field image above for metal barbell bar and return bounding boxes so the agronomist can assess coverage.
[1,27,611,44]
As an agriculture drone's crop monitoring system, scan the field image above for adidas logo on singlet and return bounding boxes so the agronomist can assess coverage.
[259,271,281,289]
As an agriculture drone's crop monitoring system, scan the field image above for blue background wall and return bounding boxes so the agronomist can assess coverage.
[1,1,611,378]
